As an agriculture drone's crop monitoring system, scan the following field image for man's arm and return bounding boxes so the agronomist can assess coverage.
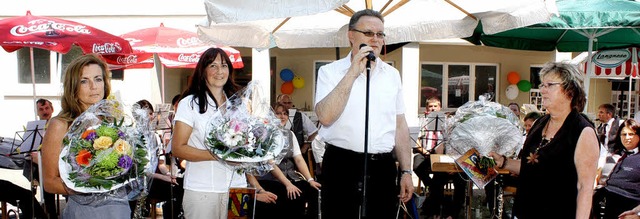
[394,114,414,203]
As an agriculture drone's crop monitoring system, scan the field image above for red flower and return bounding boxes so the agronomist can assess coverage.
[76,149,93,166]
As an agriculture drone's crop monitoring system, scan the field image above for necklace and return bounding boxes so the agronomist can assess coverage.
[527,121,554,164]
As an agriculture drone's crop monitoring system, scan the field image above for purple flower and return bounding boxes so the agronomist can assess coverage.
[117,155,133,170]
[118,131,125,139]
[251,126,268,141]
[85,132,97,141]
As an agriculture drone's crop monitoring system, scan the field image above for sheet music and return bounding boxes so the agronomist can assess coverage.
[18,120,47,153]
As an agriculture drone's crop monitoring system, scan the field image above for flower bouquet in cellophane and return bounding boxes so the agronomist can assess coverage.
[59,98,158,196]
[206,81,288,175]
[444,95,523,188]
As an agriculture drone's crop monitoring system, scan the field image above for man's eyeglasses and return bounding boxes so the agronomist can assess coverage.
[538,82,562,89]
[351,29,386,39]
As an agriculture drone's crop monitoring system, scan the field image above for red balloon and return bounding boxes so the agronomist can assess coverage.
[281,82,294,94]
[507,71,520,85]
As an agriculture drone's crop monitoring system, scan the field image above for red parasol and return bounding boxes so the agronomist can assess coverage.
[119,23,244,101]
[120,23,244,69]
[0,11,132,54]
[0,11,133,119]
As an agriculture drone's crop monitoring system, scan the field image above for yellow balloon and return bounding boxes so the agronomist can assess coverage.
[292,76,305,89]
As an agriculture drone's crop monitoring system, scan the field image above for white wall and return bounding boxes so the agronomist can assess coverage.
[0,0,206,137]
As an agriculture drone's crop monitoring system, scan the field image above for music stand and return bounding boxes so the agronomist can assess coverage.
[10,120,47,218]
[419,112,446,151]
[11,120,46,156]
[154,104,173,131]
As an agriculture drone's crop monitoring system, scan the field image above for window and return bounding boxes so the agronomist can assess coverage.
[18,48,50,84]
[475,65,497,101]
[421,63,499,110]
[448,65,470,108]
[60,46,83,82]
[111,69,124,80]
[420,65,443,107]
[529,66,544,112]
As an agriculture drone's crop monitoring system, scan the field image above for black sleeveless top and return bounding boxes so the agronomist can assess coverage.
[514,111,596,219]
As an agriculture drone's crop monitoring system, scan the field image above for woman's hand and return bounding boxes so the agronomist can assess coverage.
[256,191,277,204]
[488,152,505,168]
[285,183,302,200]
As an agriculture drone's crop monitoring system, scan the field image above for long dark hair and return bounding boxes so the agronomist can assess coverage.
[181,47,238,114]
[613,118,640,155]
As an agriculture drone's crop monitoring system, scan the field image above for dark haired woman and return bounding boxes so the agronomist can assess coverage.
[171,48,245,219]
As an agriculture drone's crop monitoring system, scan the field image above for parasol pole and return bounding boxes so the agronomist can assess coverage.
[584,36,594,113]
[161,64,165,104]
[30,47,38,120]
[629,47,637,118]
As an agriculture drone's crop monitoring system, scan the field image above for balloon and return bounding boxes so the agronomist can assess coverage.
[281,82,294,94]
[507,71,520,85]
[292,76,305,89]
[505,84,519,100]
[517,80,532,92]
[280,69,294,82]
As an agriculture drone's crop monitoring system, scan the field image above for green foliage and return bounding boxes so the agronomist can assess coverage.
[96,125,119,142]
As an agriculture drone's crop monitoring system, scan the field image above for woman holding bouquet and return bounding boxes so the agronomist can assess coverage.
[171,47,247,219]
[41,54,132,218]
[490,62,599,219]
[254,103,322,219]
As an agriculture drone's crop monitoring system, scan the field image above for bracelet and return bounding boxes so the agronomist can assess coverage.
[400,170,412,175]
[307,178,315,182]
[256,188,263,194]
[499,155,507,169]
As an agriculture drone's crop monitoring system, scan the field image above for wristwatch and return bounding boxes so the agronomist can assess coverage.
[400,170,412,175]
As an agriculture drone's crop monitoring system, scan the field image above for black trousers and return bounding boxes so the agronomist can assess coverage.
[0,180,47,219]
[603,189,640,219]
[321,144,398,219]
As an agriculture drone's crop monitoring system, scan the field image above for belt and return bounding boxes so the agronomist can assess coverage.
[326,143,393,161]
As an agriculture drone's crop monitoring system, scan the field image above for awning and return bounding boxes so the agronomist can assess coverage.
[580,47,639,78]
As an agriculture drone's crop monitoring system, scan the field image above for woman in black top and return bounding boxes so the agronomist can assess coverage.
[490,62,599,219]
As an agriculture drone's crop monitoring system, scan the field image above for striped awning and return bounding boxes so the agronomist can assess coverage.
[581,47,639,78]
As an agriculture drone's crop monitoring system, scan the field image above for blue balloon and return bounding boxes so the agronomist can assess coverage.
[280,69,294,82]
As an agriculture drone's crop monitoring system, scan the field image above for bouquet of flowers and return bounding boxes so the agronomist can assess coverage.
[59,98,158,194]
[205,81,288,175]
[445,95,524,158]
[445,95,522,188]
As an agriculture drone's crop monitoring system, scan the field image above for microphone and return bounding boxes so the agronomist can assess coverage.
[359,44,375,61]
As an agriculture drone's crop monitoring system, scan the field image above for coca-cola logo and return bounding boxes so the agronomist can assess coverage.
[116,54,138,64]
[176,37,202,47]
[10,20,91,37]
[92,42,123,53]
[178,53,200,63]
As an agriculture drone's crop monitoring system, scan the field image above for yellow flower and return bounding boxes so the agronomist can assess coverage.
[113,139,131,155]
[93,136,113,150]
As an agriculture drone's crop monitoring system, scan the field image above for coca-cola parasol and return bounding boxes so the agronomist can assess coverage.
[0,11,132,54]
[0,11,133,119]
[119,23,244,101]
[120,23,243,69]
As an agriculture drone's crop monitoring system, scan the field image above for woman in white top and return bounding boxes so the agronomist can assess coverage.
[171,48,246,219]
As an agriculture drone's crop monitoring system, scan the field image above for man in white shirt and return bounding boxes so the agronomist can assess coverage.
[314,9,413,218]
[597,103,622,152]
